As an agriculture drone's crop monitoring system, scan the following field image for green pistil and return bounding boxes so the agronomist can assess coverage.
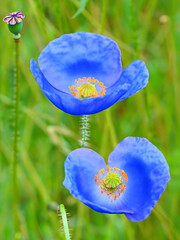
[78,83,97,98]
[104,172,122,189]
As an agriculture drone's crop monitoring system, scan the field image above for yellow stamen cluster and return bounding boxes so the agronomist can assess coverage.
[69,77,106,99]
[94,166,128,202]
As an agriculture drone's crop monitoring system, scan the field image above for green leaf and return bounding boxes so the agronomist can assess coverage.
[72,0,89,18]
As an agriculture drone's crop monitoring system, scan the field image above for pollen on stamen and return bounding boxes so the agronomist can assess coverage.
[94,166,128,202]
[69,77,106,99]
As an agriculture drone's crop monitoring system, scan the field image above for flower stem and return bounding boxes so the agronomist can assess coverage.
[59,204,71,240]
[13,38,21,235]
[81,115,89,147]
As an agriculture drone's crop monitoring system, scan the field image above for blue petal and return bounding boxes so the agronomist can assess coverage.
[108,137,170,222]
[117,60,149,102]
[30,59,131,115]
[38,32,122,92]
[63,148,133,214]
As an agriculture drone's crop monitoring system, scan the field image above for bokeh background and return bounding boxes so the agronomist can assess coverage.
[0,0,180,239]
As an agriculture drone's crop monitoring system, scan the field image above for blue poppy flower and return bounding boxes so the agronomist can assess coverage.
[63,137,170,222]
[30,32,149,115]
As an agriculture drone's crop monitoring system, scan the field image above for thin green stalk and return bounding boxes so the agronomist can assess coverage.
[130,0,139,59]
[153,209,174,240]
[75,202,86,240]
[105,110,118,148]
[100,0,108,35]
[13,38,21,236]
[59,204,71,240]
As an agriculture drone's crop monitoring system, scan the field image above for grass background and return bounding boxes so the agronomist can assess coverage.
[0,0,180,239]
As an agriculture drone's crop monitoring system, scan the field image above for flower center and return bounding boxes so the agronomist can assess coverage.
[105,172,122,189]
[77,82,97,98]
[69,77,106,99]
[94,166,128,202]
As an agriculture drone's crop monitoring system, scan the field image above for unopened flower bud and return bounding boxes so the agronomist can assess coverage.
[3,11,25,39]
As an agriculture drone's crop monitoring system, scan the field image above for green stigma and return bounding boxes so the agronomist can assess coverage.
[77,83,97,98]
[104,172,122,189]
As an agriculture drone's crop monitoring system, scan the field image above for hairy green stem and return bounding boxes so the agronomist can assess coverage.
[81,115,89,147]
[13,38,20,235]
[59,204,71,240]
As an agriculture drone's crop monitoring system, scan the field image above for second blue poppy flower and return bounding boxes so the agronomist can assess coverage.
[63,137,170,222]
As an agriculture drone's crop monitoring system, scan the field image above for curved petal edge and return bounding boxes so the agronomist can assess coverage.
[118,60,149,102]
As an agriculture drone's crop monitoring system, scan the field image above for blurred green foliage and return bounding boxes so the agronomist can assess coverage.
[0,0,180,239]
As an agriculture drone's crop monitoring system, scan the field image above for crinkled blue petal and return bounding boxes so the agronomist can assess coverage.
[38,32,122,92]
[108,137,170,222]
[63,148,133,214]
[117,60,149,102]
[30,59,132,115]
